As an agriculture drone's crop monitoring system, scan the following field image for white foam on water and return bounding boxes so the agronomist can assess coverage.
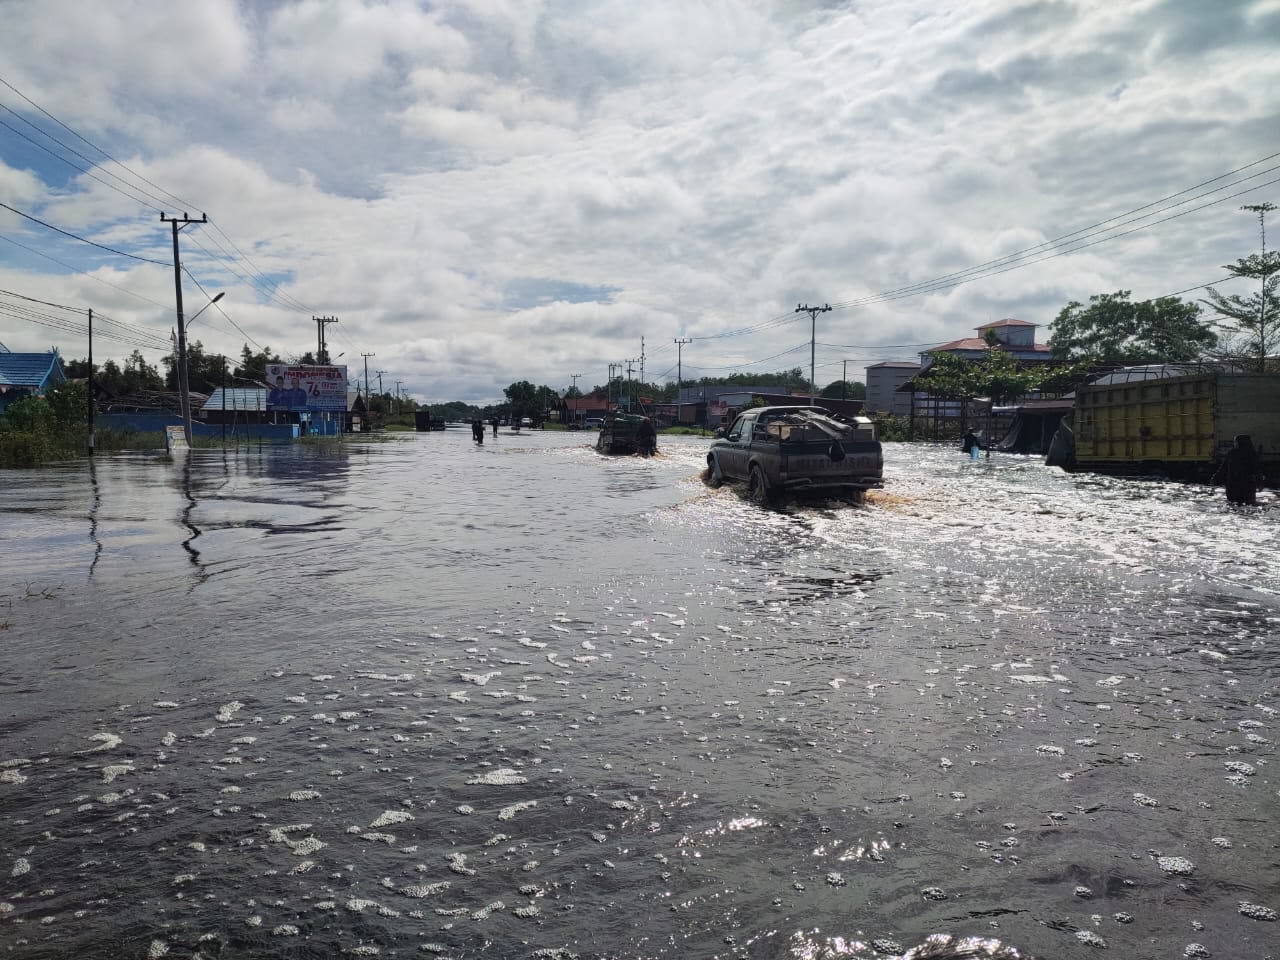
[11,857,31,877]
[290,790,322,801]
[1157,856,1195,875]
[1075,931,1107,947]
[0,769,27,785]
[460,671,500,686]
[273,925,300,936]
[401,882,449,898]
[153,701,179,709]
[1239,901,1277,921]
[466,768,527,786]
[147,939,169,958]
[498,800,537,821]
[161,732,176,747]
[357,672,415,682]
[84,733,122,752]
[290,861,316,874]
[447,852,475,875]
[371,810,413,828]
[471,900,504,920]
[215,702,243,723]
[101,764,134,783]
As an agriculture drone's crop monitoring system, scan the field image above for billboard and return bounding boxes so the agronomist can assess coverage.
[265,364,348,412]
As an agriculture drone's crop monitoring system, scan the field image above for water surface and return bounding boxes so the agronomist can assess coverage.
[1,430,1276,958]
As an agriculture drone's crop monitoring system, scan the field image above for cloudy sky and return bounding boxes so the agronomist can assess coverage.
[1,0,1277,402]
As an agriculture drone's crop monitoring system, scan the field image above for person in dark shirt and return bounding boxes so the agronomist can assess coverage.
[961,430,981,460]
[636,417,657,456]
[472,419,485,444]
[1213,434,1263,505]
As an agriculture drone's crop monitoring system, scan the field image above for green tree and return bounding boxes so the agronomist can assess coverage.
[233,344,282,384]
[1201,251,1280,373]
[503,380,539,419]
[1049,291,1215,364]
[819,380,866,400]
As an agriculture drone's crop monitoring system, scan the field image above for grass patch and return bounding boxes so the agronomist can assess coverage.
[660,425,709,436]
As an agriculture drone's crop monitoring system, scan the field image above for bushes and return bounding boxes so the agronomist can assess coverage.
[0,431,55,467]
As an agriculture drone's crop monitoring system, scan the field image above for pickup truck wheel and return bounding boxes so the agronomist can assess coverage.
[705,455,724,488]
[747,464,774,507]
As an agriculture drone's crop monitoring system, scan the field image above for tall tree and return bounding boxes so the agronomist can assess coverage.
[503,380,538,419]
[1201,251,1280,373]
[1049,290,1215,364]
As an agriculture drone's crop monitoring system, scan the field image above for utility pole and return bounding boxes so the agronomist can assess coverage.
[161,211,207,445]
[314,316,339,365]
[842,359,848,401]
[1242,202,1276,374]
[569,373,582,393]
[624,358,638,412]
[607,363,618,409]
[376,370,386,396]
[361,352,375,401]
[673,337,691,424]
[395,380,404,415]
[87,308,94,455]
[639,336,645,386]
[795,302,831,406]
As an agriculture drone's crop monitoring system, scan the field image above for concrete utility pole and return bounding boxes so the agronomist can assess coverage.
[607,362,618,409]
[569,373,582,393]
[795,302,831,406]
[842,359,848,401]
[395,380,404,415]
[639,336,645,385]
[161,211,208,446]
[361,352,375,400]
[1243,202,1276,373]
[624,358,639,411]
[87,307,94,455]
[314,316,339,364]
[673,337,691,422]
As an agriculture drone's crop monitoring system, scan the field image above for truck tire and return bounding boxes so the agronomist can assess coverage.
[748,464,776,507]
[706,455,724,488]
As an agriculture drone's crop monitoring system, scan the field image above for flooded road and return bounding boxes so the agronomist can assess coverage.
[1,430,1277,959]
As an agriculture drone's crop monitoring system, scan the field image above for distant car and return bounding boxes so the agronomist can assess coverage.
[583,418,604,429]
[706,406,883,506]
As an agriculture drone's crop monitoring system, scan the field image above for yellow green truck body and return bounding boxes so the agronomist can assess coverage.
[1074,373,1280,479]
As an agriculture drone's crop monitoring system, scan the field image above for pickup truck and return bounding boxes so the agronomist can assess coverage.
[706,406,883,506]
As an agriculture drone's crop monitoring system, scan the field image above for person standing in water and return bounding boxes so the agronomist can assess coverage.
[472,419,485,444]
[491,417,499,437]
[961,430,981,460]
[636,417,657,456]
[1213,434,1263,505]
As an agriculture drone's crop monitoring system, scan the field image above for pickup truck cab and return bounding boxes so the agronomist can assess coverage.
[706,406,883,506]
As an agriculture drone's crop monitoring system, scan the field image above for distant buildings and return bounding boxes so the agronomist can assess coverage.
[0,349,66,413]
[864,362,919,415]
[920,318,1052,368]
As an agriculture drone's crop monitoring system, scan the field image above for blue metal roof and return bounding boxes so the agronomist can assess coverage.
[0,352,64,389]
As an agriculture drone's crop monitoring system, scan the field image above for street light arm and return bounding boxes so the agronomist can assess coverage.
[187,291,227,326]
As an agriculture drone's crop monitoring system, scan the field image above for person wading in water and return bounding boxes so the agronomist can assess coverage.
[1213,434,1263,505]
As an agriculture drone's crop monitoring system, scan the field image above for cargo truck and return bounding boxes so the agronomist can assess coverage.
[1069,368,1280,481]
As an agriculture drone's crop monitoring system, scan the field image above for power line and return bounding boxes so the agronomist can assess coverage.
[0,74,199,212]
[0,234,172,309]
[0,201,168,264]
[828,158,1280,311]
[182,266,265,351]
[0,115,165,212]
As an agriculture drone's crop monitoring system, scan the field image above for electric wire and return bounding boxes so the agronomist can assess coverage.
[0,234,172,309]
[0,201,168,265]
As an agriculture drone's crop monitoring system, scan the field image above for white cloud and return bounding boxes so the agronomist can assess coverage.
[1,0,1277,401]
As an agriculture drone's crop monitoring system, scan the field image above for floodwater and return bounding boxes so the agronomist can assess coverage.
[1,429,1277,960]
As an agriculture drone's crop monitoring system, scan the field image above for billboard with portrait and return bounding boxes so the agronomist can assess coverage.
[265,364,348,412]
